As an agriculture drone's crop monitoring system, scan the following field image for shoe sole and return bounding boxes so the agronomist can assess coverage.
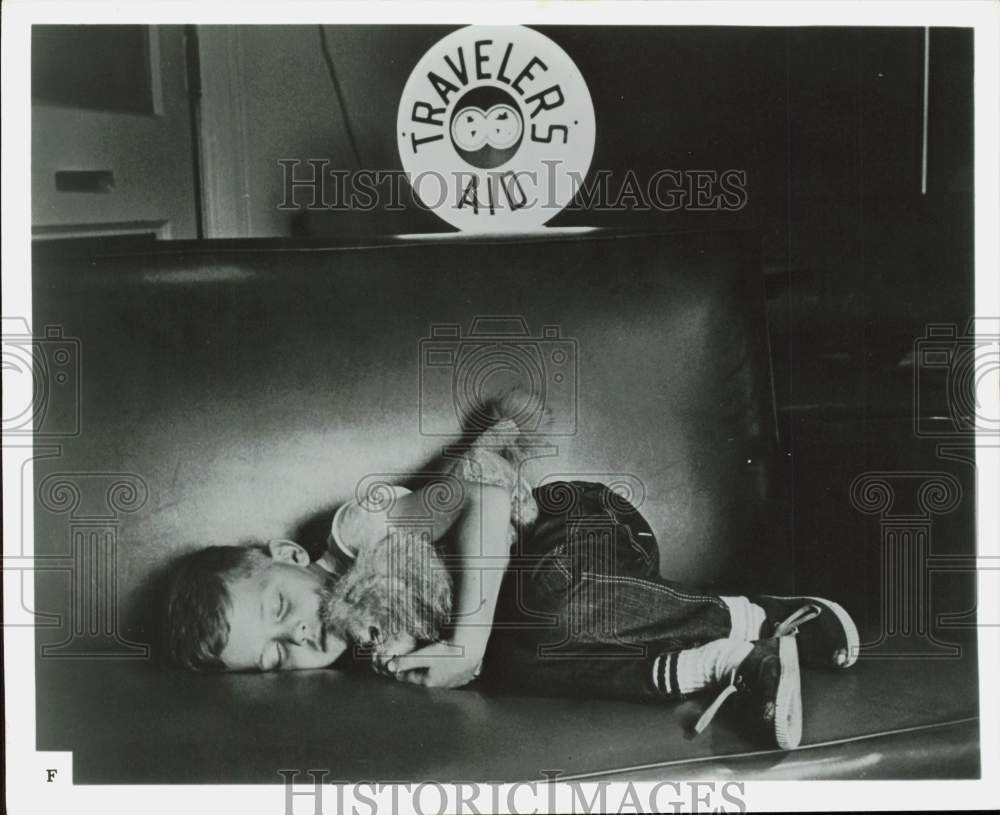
[774,636,803,750]
[764,594,860,669]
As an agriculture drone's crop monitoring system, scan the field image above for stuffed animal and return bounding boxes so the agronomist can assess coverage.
[323,527,452,669]
[322,393,542,669]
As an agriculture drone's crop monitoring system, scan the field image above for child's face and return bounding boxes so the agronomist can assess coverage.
[219,544,348,672]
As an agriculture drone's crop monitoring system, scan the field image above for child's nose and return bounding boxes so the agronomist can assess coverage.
[291,619,314,646]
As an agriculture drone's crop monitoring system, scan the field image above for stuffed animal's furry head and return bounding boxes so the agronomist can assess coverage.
[322,530,452,669]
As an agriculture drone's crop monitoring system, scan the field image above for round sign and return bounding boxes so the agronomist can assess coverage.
[397,26,596,232]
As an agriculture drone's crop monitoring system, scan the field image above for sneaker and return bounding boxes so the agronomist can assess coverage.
[754,594,859,669]
[694,636,802,750]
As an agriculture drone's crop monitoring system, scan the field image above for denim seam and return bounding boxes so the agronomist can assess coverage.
[563,499,654,576]
[598,493,655,570]
[579,571,728,608]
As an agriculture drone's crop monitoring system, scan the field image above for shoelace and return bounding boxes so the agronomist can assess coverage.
[694,670,738,734]
[694,604,823,735]
[773,603,822,637]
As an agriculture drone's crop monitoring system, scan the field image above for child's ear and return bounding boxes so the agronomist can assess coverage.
[266,538,311,566]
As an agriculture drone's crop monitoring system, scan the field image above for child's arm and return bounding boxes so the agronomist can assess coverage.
[387,482,512,688]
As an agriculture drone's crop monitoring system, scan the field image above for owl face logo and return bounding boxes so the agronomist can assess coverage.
[451,104,523,153]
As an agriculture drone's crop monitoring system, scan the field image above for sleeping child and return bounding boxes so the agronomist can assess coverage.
[161,397,858,751]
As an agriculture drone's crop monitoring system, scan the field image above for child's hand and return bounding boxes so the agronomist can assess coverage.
[370,632,419,677]
[385,640,484,689]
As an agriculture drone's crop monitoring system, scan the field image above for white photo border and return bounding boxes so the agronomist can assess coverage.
[3,1,998,813]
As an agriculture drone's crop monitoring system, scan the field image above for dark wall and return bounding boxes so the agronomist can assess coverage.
[301,25,789,247]
[244,23,977,420]
[302,27,972,282]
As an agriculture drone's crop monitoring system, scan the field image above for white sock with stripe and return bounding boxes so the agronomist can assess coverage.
[652,639,754,697]
[720,595,767,641]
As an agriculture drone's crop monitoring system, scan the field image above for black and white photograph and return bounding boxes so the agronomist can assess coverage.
[3,1,999,813]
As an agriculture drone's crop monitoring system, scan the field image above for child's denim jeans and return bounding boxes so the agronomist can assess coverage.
[480,481,733,701]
